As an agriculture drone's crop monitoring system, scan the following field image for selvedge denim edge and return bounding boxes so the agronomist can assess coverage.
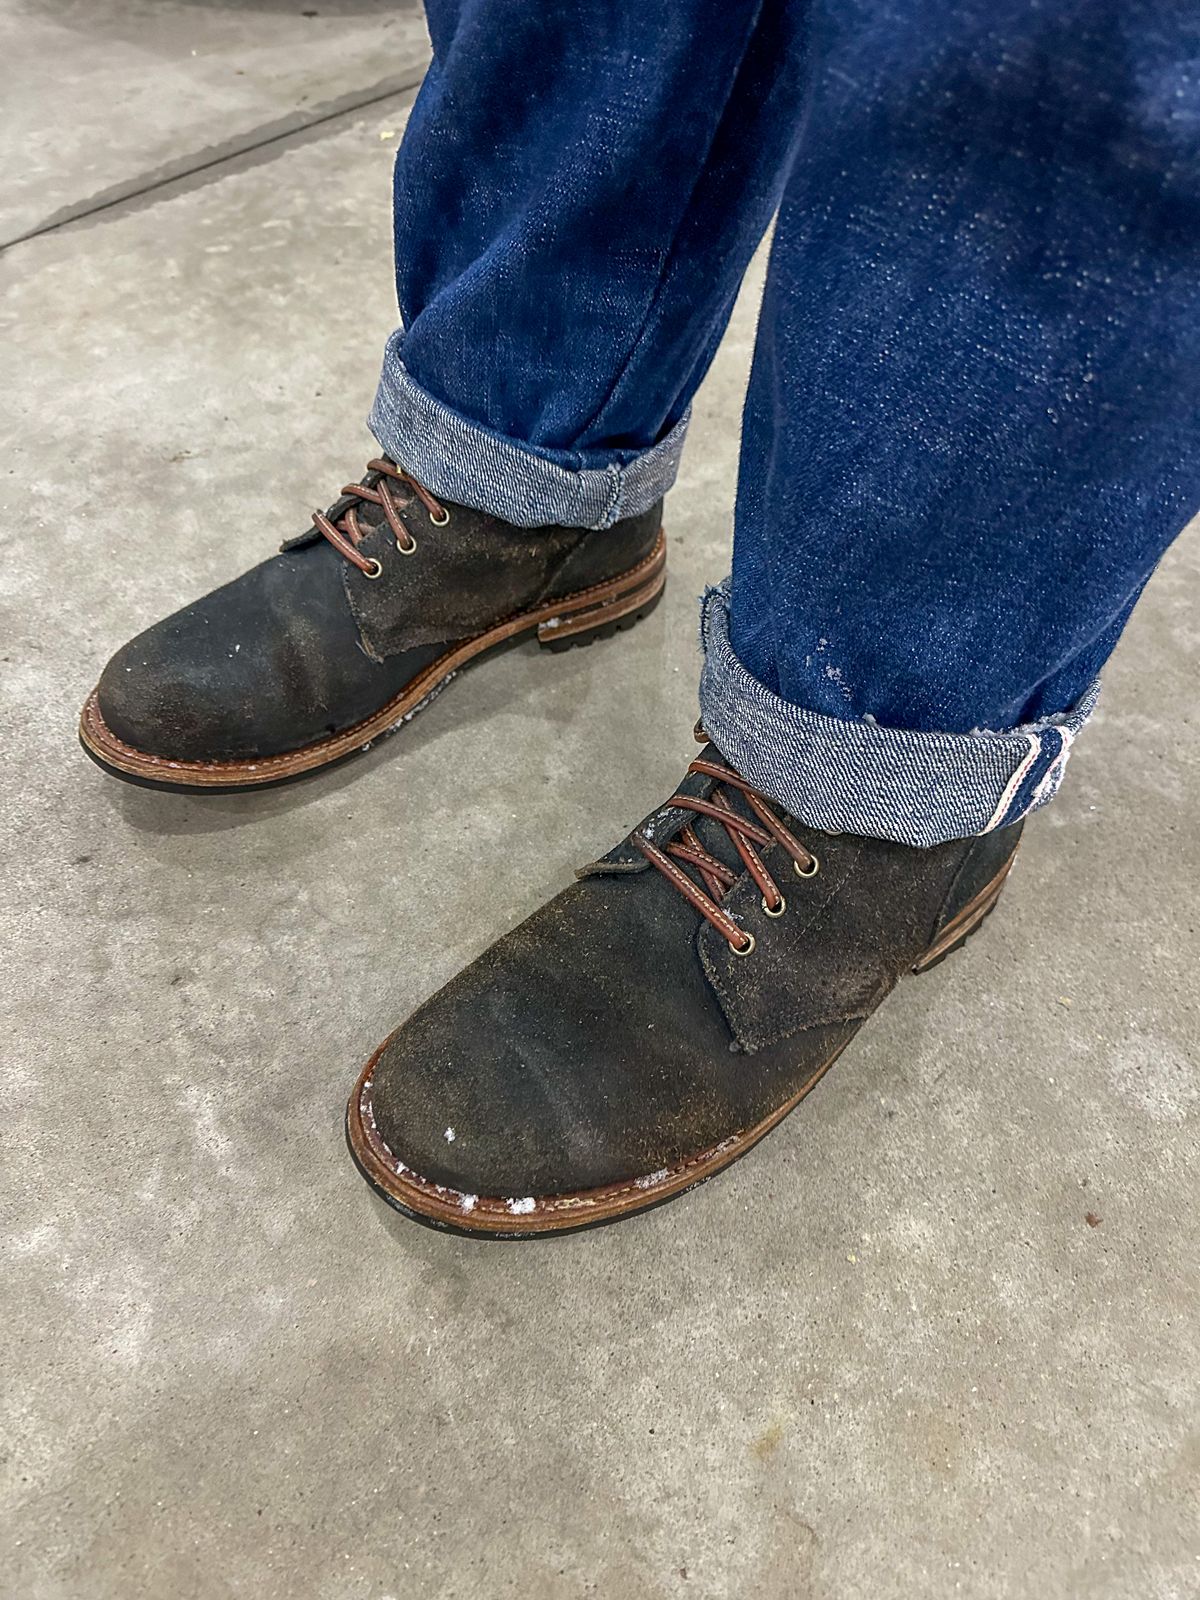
[370,332,688,530]
[698,580,1100,847]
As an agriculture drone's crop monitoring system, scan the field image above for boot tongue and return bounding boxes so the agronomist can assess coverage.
[279,462,412,553]
[677,744,763,879]
[343,471,390,533]
[578,744,764,878]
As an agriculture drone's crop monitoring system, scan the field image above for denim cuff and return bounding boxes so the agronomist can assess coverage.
[369,330,688,529]
[698,580,1100,847]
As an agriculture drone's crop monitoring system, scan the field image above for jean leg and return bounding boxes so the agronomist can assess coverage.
[701,0,1200,844]
[371,0,811,526]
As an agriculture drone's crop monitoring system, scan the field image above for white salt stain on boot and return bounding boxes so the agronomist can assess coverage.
[506,1197,536,1215]
[383,673,457,737]
[635,1168,669,1190]
[444,1127,456,1143]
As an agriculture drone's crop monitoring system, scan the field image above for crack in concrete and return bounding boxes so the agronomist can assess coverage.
[0,70,425,254]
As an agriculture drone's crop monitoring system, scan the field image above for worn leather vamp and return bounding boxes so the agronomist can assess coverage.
[344,501,663,658]
[97,538,444,762]
[369,759,1023,1195]
[698,831,965,1050]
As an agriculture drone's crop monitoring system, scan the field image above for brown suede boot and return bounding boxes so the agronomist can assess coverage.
[79,458,665,791]
[347,737,1022,1238]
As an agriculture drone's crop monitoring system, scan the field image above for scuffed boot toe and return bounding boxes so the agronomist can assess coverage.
[83,538,426,781]
[96,625,254,765]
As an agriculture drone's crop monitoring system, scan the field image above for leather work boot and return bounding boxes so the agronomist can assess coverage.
[347,736,1023,1238]
[79,459,665,790]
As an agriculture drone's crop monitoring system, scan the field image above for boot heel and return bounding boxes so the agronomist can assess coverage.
[537,580,665,652]
[911,860,1014,974]
[536,534,667,653]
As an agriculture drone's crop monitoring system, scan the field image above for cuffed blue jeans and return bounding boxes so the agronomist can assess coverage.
[371,0,1200,847]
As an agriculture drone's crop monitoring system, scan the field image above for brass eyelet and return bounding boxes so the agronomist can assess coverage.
[396,536,418,557]
[362,558,384,580]
[762,895,786,917]
[793,853,820,879]
[731,932,756,957]
[429,507,451,527]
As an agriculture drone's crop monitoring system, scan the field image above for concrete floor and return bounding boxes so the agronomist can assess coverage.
[3,7,1198,1598]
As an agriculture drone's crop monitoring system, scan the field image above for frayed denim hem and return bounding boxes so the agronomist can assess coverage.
[698,580,1100,847]
[369,331,688,530]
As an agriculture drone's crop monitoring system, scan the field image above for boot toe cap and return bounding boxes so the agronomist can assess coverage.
[91,543,394,764]
[96,626,250,761]
[362,879,747,1203]
[365,993,606,1203]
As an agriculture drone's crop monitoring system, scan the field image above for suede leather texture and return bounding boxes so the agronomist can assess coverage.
[369,754,1023,1197]
[344,499,662,657]
[97,540,441,763]
[96,476,663,762]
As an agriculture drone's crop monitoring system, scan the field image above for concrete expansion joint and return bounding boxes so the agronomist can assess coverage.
[0,69,428,254]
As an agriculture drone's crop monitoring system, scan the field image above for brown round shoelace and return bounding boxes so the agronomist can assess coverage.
[311,459,449,578]
[633,757,819,956]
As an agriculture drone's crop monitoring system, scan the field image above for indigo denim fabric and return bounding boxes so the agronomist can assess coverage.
[373,0,1200,845]
[701,581,1100,846]
[371,0,808,517]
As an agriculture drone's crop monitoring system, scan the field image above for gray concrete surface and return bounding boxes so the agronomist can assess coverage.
[2,12,1198,1599]
[1,0,428,243]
